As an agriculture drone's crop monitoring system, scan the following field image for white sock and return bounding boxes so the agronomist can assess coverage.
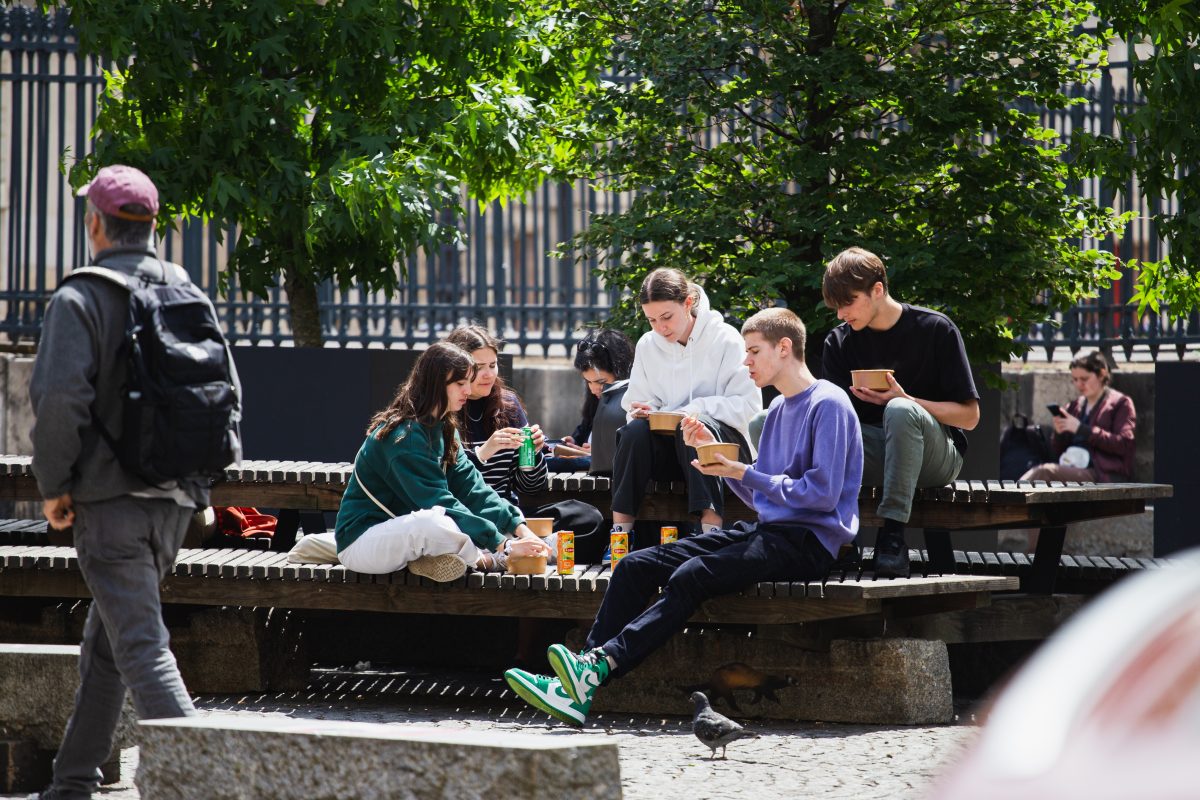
[611,523,632,533]
[702,523,722,535]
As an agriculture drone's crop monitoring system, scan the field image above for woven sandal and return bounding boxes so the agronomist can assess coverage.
[406,553,468,583]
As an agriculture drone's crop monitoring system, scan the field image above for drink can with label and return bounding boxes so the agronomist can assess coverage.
[556,530,575,575]
[517,426,537,471]
[660,525,678,545]
[610,531,630,567]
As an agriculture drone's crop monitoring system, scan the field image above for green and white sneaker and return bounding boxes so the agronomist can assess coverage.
[504,668,590,727]
[547,644,611,706]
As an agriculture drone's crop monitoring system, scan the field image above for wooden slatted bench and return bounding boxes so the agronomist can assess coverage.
[0,456,1171,593]
[0,544,1015,626]
[528,474,1173,594]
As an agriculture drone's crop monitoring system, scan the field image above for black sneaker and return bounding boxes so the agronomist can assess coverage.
[873,531,910,579]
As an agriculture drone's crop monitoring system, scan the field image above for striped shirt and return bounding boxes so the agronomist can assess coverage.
[463,393,548,505]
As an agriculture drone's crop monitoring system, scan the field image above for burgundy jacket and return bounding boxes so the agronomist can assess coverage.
[1051,387,1136,481]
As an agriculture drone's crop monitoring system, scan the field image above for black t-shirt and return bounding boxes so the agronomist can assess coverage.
[822,304,979,454]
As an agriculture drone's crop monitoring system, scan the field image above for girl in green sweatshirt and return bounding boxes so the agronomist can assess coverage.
[335,342,549,582]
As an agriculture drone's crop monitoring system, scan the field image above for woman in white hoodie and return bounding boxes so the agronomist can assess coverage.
[610,268,762,544]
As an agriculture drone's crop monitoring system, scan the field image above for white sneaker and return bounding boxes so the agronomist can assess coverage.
[406,553,467,582]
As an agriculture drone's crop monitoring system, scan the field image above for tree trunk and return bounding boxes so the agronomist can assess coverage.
[284,265,323,348]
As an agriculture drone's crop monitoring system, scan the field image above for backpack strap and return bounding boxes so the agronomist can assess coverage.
[63,266,132,290]
[64,261,189,289]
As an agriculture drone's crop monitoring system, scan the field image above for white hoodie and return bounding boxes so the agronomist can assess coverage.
[623,286,762,449]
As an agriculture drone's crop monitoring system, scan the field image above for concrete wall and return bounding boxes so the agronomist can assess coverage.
[0,354,34,457]
[508,360,585,439]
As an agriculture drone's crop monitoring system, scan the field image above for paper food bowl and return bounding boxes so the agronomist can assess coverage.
[524,517,554,538]
[851,369,894,391]
[648,410,686,433]
[695,442,740,466]
[506,554,548,575]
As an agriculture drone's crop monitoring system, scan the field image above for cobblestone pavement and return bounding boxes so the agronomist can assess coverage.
[6,666,978,800]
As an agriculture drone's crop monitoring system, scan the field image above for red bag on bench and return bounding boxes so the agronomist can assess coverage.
[213,507,277,539]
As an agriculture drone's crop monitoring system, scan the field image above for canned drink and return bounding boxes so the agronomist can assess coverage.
[660,525,678,545]
[557,530,575,575]
[610,531,629,568]
[517,426,537,471]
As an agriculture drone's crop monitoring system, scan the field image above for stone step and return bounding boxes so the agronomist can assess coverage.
[0,643,131,791]
[137,715,621,800]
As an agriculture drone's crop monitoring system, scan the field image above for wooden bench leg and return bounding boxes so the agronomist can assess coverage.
[1025,525,1066,594]
[925,528,954,576]
[272,509,300,552]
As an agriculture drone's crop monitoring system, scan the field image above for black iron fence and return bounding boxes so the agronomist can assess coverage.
[2,6,1197,359]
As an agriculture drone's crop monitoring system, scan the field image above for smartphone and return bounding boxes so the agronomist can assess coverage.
[1046,403,1064,418]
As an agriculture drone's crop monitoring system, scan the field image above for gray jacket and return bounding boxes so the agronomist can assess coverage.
[30,245,235,507]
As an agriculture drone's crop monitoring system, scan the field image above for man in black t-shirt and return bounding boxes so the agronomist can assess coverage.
[821,247,980,578]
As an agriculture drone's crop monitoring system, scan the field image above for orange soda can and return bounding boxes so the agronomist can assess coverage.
[660,525,678,545]
[610,531,630,567]
[557,530,575,575]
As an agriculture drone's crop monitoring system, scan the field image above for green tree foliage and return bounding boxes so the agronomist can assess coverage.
[565,0,1129,365]
[1085,0,1200,318]
[63,0,603,345]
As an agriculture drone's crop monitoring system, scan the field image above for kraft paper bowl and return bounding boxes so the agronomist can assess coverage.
[524,517,554,538]
[507,554,548,575]
[695,442,740,466]
[851,369,894,391]
[648,410,686,433]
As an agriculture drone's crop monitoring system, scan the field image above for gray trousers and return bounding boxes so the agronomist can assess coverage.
[51,496,195,799]
[862,398,963,524]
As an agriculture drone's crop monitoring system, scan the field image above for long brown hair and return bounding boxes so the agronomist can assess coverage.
[368,342,475,470]
[444,324,523,434]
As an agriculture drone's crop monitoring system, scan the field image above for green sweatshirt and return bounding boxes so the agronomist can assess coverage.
[335,420,522,554]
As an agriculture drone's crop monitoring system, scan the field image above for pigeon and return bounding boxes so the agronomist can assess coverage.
[690,691,759,759]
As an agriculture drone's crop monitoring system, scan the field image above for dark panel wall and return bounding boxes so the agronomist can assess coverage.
[232,347,511,463]
[1155,361,1198,557]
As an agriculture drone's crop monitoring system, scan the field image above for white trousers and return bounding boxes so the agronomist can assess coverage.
[337,507,483,575]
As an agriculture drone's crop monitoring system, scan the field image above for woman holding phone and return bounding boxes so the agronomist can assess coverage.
[335,342,550,581]
[1021,351,1136,482]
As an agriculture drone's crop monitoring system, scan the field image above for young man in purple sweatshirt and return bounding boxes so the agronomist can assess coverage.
[505,307,864,726]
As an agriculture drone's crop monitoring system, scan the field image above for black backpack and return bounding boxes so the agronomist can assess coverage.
[999,413,1052,480]
[64,261,241,485]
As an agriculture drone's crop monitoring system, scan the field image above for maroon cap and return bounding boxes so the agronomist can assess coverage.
[78,165,158,222]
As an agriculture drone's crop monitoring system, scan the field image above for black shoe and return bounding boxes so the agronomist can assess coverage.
[873,531,910,579]
[831,543,862,571]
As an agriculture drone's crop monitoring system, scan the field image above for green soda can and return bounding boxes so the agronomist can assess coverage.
[517,426,537,471]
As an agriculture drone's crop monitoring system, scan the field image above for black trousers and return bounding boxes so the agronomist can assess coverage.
[523,498,606,564]
[585,522,834,675]
[609,415,749,521]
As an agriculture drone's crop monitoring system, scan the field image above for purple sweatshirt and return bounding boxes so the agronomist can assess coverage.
[728,380,863,557]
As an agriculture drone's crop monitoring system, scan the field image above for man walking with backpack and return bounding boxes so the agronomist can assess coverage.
[30,165,240,800]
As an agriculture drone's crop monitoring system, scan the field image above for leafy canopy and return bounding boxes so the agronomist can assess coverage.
[65,0,604,344]
[564,0,1130,365]
[1084,0,1200,318]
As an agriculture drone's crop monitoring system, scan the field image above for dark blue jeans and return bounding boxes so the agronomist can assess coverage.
[585,522,834,675]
